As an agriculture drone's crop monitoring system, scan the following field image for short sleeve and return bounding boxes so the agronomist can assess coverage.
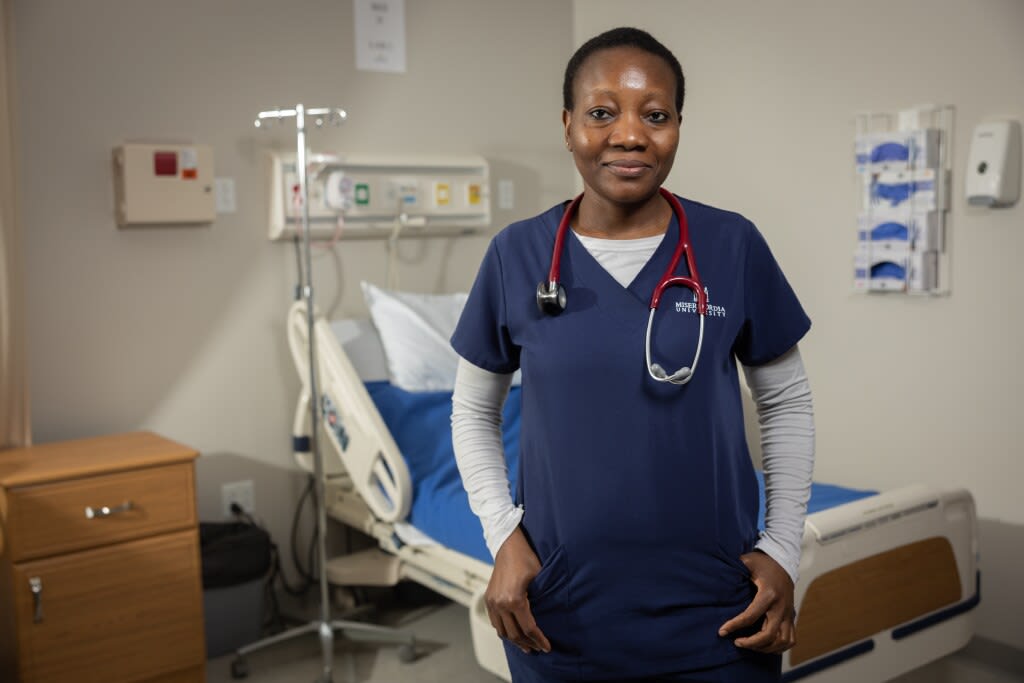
[732,225,811,366]
[451,238,521,373]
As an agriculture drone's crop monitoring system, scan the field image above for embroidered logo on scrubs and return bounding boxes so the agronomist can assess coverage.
[674,286,727,318]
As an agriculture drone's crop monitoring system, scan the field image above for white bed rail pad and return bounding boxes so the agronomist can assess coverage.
[808,484,948,543]
[787,485,978,683]
[287,301,413,522]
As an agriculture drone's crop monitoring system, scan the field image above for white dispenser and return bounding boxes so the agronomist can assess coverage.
[965,120,1021,207]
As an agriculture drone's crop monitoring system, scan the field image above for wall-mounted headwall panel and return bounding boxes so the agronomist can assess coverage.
[267,153,490,241]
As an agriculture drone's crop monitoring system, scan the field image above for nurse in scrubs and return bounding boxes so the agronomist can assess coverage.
[451,27,814,683]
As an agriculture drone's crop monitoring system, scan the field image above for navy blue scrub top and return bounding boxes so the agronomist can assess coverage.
[451,195,811,680]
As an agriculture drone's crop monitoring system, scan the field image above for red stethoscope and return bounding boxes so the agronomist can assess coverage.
[536,187,707,385]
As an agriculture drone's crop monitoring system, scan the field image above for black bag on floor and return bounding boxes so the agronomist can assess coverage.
[200,521,272,589]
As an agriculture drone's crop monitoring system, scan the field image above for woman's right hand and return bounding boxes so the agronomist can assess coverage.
[485,527,552,654]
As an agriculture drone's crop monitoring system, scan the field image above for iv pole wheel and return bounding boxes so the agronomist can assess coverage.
[398,640,417,663]
[230,656,249,679]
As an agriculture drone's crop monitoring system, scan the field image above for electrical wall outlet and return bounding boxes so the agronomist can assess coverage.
[214,177,237,214]
[497,179,514,210]
[221,479,254,518]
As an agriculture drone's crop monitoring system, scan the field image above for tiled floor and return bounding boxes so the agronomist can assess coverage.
[206,599,503,683]
[892,654,1024,683]
[207,597,1024,683]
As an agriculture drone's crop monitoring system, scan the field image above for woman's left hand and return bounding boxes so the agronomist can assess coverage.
[717,551,797,653]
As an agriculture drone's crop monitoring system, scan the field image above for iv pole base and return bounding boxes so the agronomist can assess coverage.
[229,618,417,681]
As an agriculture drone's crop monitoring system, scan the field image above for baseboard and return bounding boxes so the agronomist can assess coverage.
[961,636,1024,677]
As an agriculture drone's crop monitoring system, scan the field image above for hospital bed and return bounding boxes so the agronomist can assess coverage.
[285,299,979,682]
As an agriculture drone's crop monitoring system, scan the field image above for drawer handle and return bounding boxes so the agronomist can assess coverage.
[84,500,133,519]
[29,577,43,623]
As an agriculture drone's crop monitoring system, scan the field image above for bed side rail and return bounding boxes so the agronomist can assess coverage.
[324,481,491,603]
[287,300,413,523]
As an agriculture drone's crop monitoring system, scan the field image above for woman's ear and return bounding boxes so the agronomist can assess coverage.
[562,109,572,151]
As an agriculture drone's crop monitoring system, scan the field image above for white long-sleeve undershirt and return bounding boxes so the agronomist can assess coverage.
[742,348,815,583]
[449,232,815,584]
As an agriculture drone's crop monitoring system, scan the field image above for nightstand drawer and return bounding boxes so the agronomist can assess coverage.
[5,463,196,561]
[12,529,205,683]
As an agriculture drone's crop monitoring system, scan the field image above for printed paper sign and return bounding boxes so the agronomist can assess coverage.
[354,0,406,73]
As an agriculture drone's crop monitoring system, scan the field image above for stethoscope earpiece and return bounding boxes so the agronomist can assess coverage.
[536,281,567,315]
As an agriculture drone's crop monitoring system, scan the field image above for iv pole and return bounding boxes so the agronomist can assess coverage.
[233,104,416,683]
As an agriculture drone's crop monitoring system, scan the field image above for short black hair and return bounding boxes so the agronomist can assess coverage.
[562,27,685,115]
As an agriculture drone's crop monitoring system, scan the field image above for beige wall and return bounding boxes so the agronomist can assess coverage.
[13,0,574,575]
[574,0,1024,654]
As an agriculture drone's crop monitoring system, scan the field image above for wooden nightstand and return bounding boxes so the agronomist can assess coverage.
[0,431,206,683]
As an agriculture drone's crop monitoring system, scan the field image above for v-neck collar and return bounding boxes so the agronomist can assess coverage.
[564,210,681,319]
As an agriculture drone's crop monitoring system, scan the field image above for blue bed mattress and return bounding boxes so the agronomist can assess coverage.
[366,381,876,565]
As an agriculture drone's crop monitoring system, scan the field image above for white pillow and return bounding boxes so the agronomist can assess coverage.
[329,318,390,382]
[361,281,468,391]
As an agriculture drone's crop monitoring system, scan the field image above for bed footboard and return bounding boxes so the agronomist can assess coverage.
[785,485,978,682]
[469,588,512,681]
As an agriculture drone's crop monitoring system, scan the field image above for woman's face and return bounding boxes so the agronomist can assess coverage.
[563,47,680,207]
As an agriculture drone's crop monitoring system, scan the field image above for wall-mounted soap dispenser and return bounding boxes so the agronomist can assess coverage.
[965,120,1021,207]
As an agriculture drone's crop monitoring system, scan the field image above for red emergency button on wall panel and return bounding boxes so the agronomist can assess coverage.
[154,151,178,176]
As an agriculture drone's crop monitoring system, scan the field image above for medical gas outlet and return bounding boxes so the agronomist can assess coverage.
[268,153,490,240]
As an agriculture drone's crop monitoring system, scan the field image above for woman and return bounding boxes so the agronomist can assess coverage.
[451,27,814,683]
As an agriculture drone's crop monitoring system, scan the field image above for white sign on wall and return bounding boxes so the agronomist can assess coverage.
[354,0,406,73]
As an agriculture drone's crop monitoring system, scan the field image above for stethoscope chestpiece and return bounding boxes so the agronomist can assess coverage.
[536,281,567,316]
[649,363,693,384]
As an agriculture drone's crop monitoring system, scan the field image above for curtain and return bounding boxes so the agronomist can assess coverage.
[0,0,30,449]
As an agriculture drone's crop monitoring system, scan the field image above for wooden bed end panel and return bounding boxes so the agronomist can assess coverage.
[790,535,962,666]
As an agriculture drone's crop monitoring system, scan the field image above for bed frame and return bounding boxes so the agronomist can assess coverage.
[286,301,979,682]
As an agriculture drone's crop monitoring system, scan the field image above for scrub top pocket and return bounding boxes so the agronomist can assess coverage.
[712,545,759,600]
[528,544,568,602]
[526,544,581,660]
